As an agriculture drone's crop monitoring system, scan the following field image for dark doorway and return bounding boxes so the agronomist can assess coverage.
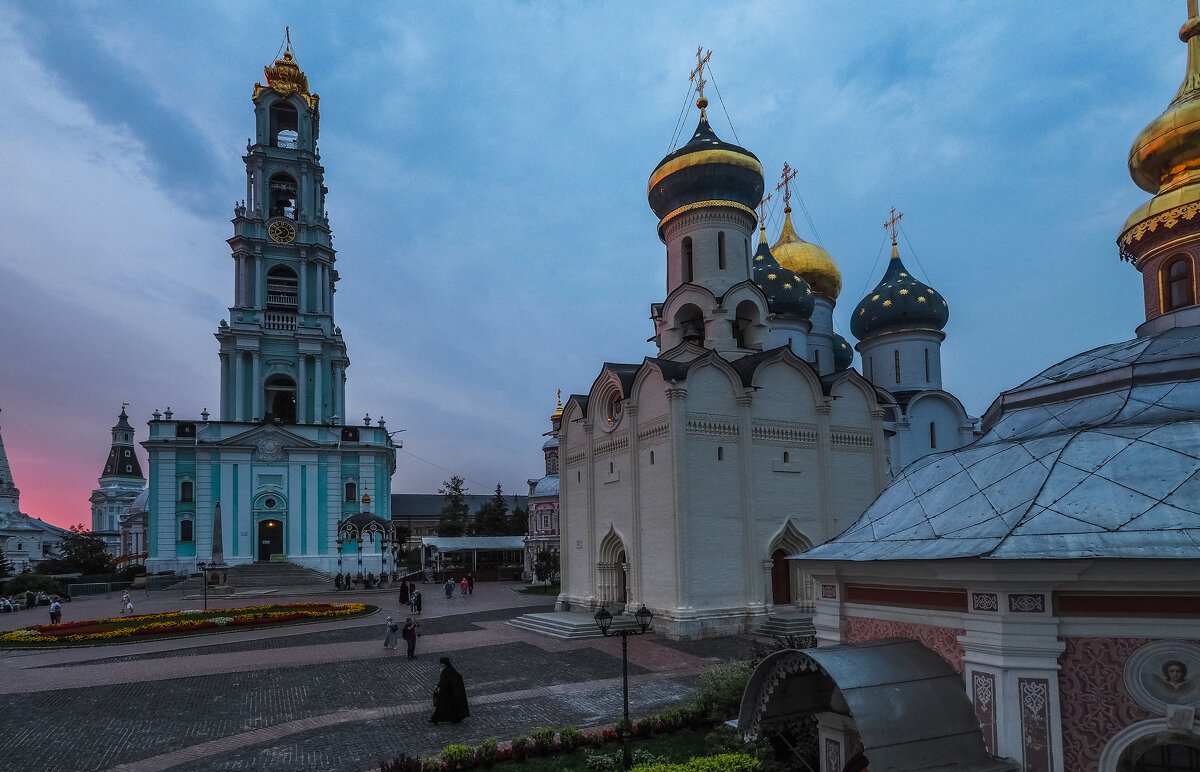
[1136,745,1200,771]
[264,374,297,424]
[617,549,628,604]
[772,548,791,605]
[258,519,284,562]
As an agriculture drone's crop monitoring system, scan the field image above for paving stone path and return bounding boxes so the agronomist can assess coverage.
[0,582,757,771]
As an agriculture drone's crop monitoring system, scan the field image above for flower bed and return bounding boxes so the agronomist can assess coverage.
[0,602,372,646]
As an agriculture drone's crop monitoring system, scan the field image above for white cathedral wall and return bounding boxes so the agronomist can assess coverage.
[893,394,972,472]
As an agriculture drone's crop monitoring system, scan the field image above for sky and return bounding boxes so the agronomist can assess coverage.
[0,1,1185,530]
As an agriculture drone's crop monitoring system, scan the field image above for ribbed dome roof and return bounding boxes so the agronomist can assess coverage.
[772,208,842,299]
[647,98,764,235]
[851,242,948,341]
[832,333,854,371]
[542,436,559,451]
[751,228,814,320]
[531,475,559,498]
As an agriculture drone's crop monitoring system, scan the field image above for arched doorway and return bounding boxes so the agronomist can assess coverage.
[1133,744,1200,771]
[264,374,297,423]
[771,548,791,605]
[257,519,283,562]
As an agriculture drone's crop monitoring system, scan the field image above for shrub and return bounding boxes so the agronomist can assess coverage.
[584,749,621,771]
[4,574,64,597]
[440,744,472,771]
[477,738,498,768]
[530,726,556,755]
[691,661,754,720]
[380,753,423,772]
[631,754,760,772]
[632,719,654,738]
[420,758,444,772]
[559,725,584,751]
[658,708,683,731]
[510,735,530,762]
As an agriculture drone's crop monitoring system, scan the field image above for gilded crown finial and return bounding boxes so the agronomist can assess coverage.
[252,30,320,117]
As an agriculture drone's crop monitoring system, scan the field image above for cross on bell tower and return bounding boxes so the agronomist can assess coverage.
[884,207,904,245]
[776,162,798,210]
[690,46,712,103]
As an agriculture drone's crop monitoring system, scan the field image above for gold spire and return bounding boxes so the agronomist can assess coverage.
[1121,1,1200,256]
[770,169,842,299]
[551,390,563,419]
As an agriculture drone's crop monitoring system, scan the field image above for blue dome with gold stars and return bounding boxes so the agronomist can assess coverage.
[648,98,764,236]
[851,242,948,341]
[751,228,814,319]
[832,333,854,371]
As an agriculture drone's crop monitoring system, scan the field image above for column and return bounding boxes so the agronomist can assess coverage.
[298,258,308,314]
[313,354,324,422]
[737,394,756,611]
[297,355,308,424]
[219,353,230,421]
[256,257,264,308]
[626,404,642,607]
[234,352,246,422]
[251,352,262,420]
[666,385,687,608]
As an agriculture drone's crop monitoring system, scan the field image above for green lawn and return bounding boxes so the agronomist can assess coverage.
[517,583,560,596]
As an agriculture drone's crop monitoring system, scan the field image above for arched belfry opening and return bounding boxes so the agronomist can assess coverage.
[264,374,297,424]
[674,303,705,347]
[266,265,299,309]
[269,172,298,219]
[269,101,299,148]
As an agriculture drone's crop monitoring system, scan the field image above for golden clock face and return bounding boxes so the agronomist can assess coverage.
[268,220,297,244]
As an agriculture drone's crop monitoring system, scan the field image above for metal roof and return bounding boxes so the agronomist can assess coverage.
[421,536,526,551]
[738,639,1017,771]
[802,325,1200,562]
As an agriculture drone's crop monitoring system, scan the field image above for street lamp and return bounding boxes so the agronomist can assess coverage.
[196,561,210,611]
[594,604,654,771]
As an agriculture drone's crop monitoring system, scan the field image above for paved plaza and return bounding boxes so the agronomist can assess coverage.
[0,582,754,771]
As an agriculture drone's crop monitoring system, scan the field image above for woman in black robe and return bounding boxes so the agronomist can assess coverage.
[399,581,410,607]
[430,656,470,723]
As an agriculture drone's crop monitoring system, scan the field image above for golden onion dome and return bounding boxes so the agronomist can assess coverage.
[771,208,842,300]
[1122,8,1200,247]
[551,390,563,421]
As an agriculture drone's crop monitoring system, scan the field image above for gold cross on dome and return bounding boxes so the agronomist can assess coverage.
[690,46,712,100]
[776,162,798,208]
[884,207,904,243]
[757,193,773,226]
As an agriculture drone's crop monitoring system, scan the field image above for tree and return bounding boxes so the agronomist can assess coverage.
[534,550,560,583]
[58,524,113,575]
[473,484,512,536]
[436,476,470,537]
[0,544,13,577]
[508,506,529,536]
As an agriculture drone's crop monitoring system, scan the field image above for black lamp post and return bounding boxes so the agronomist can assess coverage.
[594,604,654,770]
[196,561,210,611]
[336,539,344,582]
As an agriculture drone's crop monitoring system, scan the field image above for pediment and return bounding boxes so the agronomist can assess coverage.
[217,424,322,462]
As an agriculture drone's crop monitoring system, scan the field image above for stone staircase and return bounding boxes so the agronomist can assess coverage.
[508,609,643,640]
[754,609,816,638]
[169,562,334,592]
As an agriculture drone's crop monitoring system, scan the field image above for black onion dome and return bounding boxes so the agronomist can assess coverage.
[851,243,949,341]
[752,230,814,319]
[832,333,854,371]
[648,100,764,232]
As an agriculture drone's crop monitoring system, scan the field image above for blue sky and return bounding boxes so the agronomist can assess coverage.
[0,1,1183,527]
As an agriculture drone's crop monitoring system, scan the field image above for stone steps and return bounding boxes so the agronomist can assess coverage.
[754,610,816,638]
[170,562,334,591]
[507,610,642,640]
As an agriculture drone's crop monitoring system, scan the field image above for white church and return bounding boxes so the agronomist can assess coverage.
[552,72,974,639]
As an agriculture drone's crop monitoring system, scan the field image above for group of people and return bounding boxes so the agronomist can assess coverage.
[382,615,421,658]
[443,574,474,599]
[398,581,422,614]
[333,572,390,590]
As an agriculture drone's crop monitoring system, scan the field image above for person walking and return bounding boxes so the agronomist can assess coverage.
[444,578,455,599]
[466,573,474,594]
[383,615,399,650]
[24,590,33,610]
[460,577,468,597]
[401,617,419,659]
[121,591,134,615]
[48,598,62,625]
[413,589,422,615]
[399,581,410,608]
[430,656,470,724]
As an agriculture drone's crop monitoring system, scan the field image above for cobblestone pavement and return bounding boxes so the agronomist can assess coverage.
[0,583,758,771]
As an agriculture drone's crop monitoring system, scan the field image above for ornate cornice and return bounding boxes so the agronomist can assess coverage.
[1119,200,1200,262]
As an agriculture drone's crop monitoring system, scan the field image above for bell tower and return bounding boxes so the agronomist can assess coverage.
[216,44,348,425]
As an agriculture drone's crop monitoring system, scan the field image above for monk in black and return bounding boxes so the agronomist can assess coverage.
[430,656,470,723]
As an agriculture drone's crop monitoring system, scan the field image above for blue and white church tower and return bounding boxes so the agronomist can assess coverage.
[143,46,397,575]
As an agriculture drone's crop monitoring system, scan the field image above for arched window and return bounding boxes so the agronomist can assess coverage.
[682,237,694,283]
[1163,256,1196,312]
[783,451,790,463]
[266,265,299,308]
[269,102,299,148]
[717,446,724,461]
[264,374,297,423]
[180,520,194,543]
[718,231,726,270]
[345,482,356,503]
[815,349,821,371]
[179,481,193,503]
[269,173,298,219]
[609,461,614,474]
[929,421,938,449]
[894,350,901,384]
[649,450,655,465]
[925,349,931,382]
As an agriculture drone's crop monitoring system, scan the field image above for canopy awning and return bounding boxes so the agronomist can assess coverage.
[738,638,1018,771]
[421,536,526,551]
